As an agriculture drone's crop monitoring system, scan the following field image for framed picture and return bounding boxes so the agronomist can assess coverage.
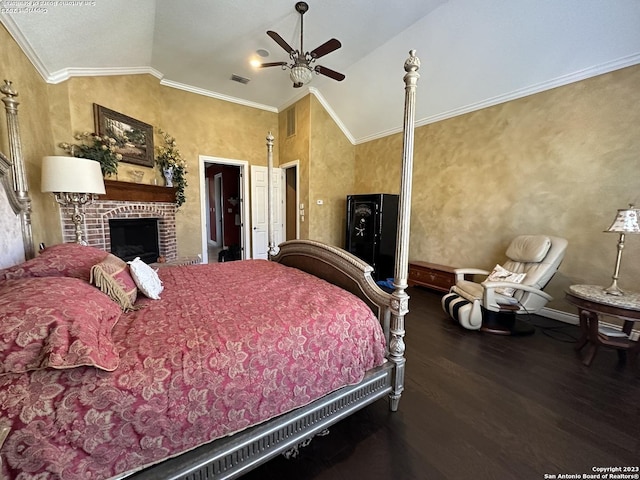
[93,104,154,167]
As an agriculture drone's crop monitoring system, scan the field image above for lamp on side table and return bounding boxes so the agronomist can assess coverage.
[603,204,640,296]
[41,156,105,245]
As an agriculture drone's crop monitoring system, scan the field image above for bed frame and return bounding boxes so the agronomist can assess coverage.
[0,50,420,479]
[0,80,34,267]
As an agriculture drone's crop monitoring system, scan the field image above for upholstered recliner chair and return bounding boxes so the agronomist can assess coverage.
[442,235,568,335]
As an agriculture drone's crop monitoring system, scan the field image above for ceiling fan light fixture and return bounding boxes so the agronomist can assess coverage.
[290,65,313,86]
[262,2,344,88]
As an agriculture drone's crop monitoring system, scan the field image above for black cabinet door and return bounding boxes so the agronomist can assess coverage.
[346,197,378,266]
[346,194,398,281]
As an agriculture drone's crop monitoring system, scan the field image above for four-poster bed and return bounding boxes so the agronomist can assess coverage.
[0,50,419,479]
[0,80,34,269]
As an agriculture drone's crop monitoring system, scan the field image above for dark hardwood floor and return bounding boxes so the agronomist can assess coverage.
[243,287,640,480]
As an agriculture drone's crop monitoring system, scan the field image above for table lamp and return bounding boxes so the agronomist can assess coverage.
[41,156,106,245]
[603,204,640,295]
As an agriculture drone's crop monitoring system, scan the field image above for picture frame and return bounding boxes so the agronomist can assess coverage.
[93,104,154,167]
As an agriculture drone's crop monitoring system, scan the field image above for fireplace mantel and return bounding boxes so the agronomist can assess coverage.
[102,180,177,203]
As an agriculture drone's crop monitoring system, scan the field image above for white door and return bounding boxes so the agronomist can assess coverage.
[200,156,250,264]
[251,166,284,259]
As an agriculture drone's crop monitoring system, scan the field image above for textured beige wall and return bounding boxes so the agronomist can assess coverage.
[0,24,59,248]
[149,84,278,255]
[5,19,640,316]
[278,95,356,245]
[308,96,355,246]
[356,65,640,312]
[279,97,310,239]
[355,133,404,195]
[54,76,278,256]
[48,75,163,186]
[6,55,278,258]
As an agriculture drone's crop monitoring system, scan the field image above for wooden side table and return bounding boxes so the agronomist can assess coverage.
[565,284,640,366]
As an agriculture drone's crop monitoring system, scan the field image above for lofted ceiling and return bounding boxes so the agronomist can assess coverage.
[2,0,640,144]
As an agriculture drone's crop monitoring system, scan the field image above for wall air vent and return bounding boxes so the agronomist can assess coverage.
[231,74,250,85]
[286,106,296,137]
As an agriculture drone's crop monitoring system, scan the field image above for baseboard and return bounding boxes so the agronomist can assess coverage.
[539,307,639,341]
[539,307,579,326]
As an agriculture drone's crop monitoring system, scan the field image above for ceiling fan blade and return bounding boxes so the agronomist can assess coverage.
[309,38,341,59]
[259,62,288,68]
[314,65,345,82]
[267,31,295,55]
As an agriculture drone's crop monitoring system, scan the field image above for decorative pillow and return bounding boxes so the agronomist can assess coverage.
[0,243,109,282]
[90,254,138,311]
[128,257,163,300]
[485,264,526,296]
[0,276,122,374]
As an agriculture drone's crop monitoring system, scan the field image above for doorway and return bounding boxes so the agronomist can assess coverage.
[249,161,298,259]
[210,173,223,248]
[281,160,299,241]
[199,156,250,264]
[250,165,283,259]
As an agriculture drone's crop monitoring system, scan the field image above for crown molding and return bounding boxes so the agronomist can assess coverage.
[257,85,357,144]
[4,8,638,147]
[277,86,311,111]
[413,52,640,129]
[355,52,640,145]
[48,66,163,84]
[2,13,165,84]
[0,13,50,81]
[160,79,278,113]
[307,87,356,145]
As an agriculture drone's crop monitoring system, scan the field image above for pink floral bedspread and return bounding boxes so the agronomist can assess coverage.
[0,260,386,479]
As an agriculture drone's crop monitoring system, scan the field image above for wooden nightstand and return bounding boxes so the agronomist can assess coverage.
[408,261,461,293]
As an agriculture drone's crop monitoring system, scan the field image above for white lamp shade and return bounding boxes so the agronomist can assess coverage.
[605,206,640,233]
[41,156,106,194]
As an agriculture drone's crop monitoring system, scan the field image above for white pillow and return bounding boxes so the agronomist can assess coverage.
[128,257,163,300]
[485,264,526,297]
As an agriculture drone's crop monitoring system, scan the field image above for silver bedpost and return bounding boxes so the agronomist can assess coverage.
[1,80,34,260]
[389,50,420,412]
[266,131,278,258]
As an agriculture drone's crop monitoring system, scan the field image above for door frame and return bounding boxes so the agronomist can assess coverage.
[280,160,300,240]
[199,155,250,263]
[213,173,223,247]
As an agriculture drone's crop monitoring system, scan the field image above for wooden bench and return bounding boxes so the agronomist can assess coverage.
[408,261,462,293]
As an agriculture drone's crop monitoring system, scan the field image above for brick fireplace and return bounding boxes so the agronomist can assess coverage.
[58,180,178,261]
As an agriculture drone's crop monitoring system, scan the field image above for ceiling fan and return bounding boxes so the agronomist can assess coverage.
[259,1,345,88]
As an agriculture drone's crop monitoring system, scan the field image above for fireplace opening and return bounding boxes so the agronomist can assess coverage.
[109,218,160,264]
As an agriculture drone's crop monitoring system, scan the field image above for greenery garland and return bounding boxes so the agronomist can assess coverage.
[59,132,121,177]
[155,129,187,207]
